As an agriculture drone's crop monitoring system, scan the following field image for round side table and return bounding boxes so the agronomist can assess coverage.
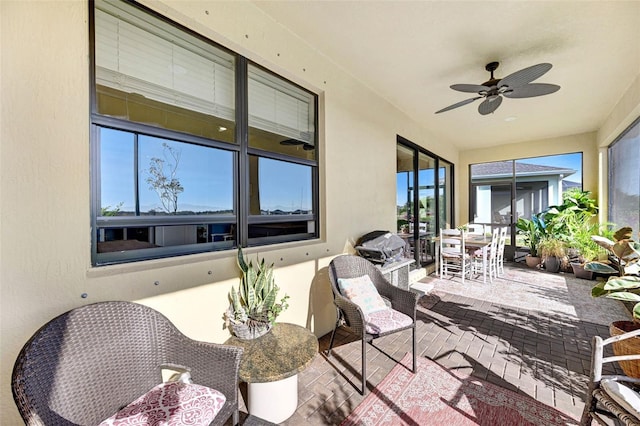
[225,322,318,423]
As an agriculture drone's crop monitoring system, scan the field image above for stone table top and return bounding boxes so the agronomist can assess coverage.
[225,322,319,383]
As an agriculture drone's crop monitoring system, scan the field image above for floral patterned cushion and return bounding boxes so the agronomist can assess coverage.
[364,308,413,335]
[100,381,226,426]
[338,275,388,315]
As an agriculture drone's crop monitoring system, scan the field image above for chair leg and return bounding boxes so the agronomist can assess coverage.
[361,334,367,395]
[327,307,342,357]
[326,321,339,357]
[412,325,417,373]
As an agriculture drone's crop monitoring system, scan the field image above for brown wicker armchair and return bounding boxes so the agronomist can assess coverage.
[327,254,418,394]
[12,301,243,426]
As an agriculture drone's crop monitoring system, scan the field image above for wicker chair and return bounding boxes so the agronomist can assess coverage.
[12,301,243,426]
[581,328,640,426]
[327,255,418,394]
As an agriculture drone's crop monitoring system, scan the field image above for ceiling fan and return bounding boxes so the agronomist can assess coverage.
[435,61,560,115]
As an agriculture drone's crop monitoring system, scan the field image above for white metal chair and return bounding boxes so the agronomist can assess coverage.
[439,228,472,283]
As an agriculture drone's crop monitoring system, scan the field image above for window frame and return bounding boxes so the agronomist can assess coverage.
[89,0,319,266]
[608,116,640,232]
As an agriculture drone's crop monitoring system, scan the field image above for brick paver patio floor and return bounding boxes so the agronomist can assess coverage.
[234,262,631,425]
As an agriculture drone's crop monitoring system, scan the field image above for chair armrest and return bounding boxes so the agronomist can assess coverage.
[333,293,366,335]
[373,277,418,319]
[164,335,243,403]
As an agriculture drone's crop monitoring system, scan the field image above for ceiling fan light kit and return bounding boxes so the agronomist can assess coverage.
[435,61,560,115]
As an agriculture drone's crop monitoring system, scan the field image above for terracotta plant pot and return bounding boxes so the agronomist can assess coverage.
[571,262,594,280]
[525,255,541,268]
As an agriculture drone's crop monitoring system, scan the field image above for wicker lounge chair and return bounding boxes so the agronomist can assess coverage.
[327,254,418,394]
[12,301,243,426]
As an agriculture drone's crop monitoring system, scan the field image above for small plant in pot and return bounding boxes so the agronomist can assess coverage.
[516,216,544,268]
[587,227,640,377]
[538,237,566,273]
[224,247,289,340]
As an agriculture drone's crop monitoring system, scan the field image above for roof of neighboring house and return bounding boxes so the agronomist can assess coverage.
[563,180,582,191]
[471,161,576,180]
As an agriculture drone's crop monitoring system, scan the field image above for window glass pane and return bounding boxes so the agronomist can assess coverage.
[418,153,436,234]
[95,0,236,143]
[100,128,135,216]
[249,156,312,215]
[396,144,414,232]
[138,136,234,215]
[609,120,640,231]
[248,221,314,243]
[248,64,316,160]
[438,160,452,229]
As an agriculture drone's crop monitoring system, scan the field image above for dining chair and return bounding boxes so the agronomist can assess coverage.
[471,227,499,283]
[496,227,508,276]
[467,223,485,236]
[439,228,472,283]
[326,255,418,395]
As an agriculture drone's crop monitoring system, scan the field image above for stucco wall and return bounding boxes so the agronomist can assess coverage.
[0,1,458,422]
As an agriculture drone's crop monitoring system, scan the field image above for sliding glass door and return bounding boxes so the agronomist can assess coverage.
[396,137,453,266]
[470,153,582,260]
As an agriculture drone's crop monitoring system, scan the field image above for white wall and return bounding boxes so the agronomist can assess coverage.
[0,1,457,422]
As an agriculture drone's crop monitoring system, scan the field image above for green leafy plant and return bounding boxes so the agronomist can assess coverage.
[588,227,640,319]
[565,212,610,263]
[226,247,289,330]
[516,215,546,257]
[538,237,566,258]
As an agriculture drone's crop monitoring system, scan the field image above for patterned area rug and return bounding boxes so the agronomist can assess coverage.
[341,353,579,426]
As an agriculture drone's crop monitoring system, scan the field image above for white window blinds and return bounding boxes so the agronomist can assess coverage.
[95,0,235,121]
[248,65,315,146]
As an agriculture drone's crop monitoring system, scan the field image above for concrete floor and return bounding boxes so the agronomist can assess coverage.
[235,262,631,425]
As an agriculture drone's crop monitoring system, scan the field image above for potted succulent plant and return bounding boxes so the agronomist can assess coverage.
[224,247,289,340]
[587,227,640,377]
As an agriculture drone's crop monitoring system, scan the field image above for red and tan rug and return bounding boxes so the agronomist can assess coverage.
[341,353,579,426]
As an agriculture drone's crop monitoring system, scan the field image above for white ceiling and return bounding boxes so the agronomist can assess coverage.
[253,1,640,150]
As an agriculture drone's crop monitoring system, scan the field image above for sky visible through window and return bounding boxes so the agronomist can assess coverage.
[100,128,312,214]
[396,153,582,204]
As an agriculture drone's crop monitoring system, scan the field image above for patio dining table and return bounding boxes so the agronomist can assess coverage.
[433,234,492,283]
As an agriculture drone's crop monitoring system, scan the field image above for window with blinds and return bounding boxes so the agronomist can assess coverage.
[91,0,319,266]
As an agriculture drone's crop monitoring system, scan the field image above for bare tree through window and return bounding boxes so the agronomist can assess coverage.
[146,143,183,214]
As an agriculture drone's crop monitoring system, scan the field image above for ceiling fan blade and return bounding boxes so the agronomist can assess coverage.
[498,63,553,89]
[478,96,503,115]
[435,96,482,114]
[504,83,561,98]
[450,84,490,93]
